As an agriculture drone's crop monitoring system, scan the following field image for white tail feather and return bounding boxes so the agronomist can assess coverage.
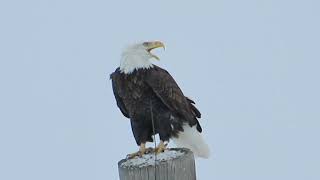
[171,124,210,158]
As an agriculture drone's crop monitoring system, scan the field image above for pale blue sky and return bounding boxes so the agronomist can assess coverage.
[0,0,319,180]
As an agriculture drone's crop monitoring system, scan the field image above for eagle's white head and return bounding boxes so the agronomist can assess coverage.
[120,41,165,74]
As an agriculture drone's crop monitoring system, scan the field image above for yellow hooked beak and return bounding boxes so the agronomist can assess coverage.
[143,41,165,60]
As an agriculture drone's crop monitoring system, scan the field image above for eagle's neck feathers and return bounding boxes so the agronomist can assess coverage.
[120,51,153,74]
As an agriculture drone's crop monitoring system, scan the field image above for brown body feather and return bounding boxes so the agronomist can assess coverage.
[110,65,202,145]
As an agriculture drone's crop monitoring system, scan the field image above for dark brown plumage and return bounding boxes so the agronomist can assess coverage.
[110,65,202,146]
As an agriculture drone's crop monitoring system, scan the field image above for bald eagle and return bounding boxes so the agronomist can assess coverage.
[110,41,210,158]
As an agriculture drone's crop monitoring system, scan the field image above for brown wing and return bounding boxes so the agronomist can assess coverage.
[110,68,130,118]
[145,66,200,126]
[186,96,201,118]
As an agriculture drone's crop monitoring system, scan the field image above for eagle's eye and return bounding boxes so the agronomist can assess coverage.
[143,42,150,47]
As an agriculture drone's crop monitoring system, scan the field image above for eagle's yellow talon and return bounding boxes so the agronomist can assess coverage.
[154,140,167,154]
[126,152,139,159]
[126,143,149,159]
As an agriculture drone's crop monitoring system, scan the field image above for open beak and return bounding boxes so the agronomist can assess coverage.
[144,41,165,60]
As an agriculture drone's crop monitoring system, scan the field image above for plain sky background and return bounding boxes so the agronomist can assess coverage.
[0,0,319,179]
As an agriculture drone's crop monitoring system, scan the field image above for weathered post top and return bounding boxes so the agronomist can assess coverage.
[118,148,196,180]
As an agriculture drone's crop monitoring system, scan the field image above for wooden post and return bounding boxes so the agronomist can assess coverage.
[118,148,196,180]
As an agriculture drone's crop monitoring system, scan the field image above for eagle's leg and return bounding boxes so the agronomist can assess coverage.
[126,143,149,159]
[154,140,168,154]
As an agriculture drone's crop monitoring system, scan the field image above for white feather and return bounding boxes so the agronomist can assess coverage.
[171,124,210,158]
[120,43,153,74]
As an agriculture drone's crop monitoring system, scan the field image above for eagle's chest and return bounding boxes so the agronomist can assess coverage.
[120,75,154,118]
[120,73,152,101]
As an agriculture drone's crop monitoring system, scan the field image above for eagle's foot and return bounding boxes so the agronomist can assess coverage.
[153,140,168,154]
[126,143,152,159]
[126,151,143,159]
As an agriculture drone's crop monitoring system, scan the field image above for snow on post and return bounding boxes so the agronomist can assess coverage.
[118,148,196,180]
